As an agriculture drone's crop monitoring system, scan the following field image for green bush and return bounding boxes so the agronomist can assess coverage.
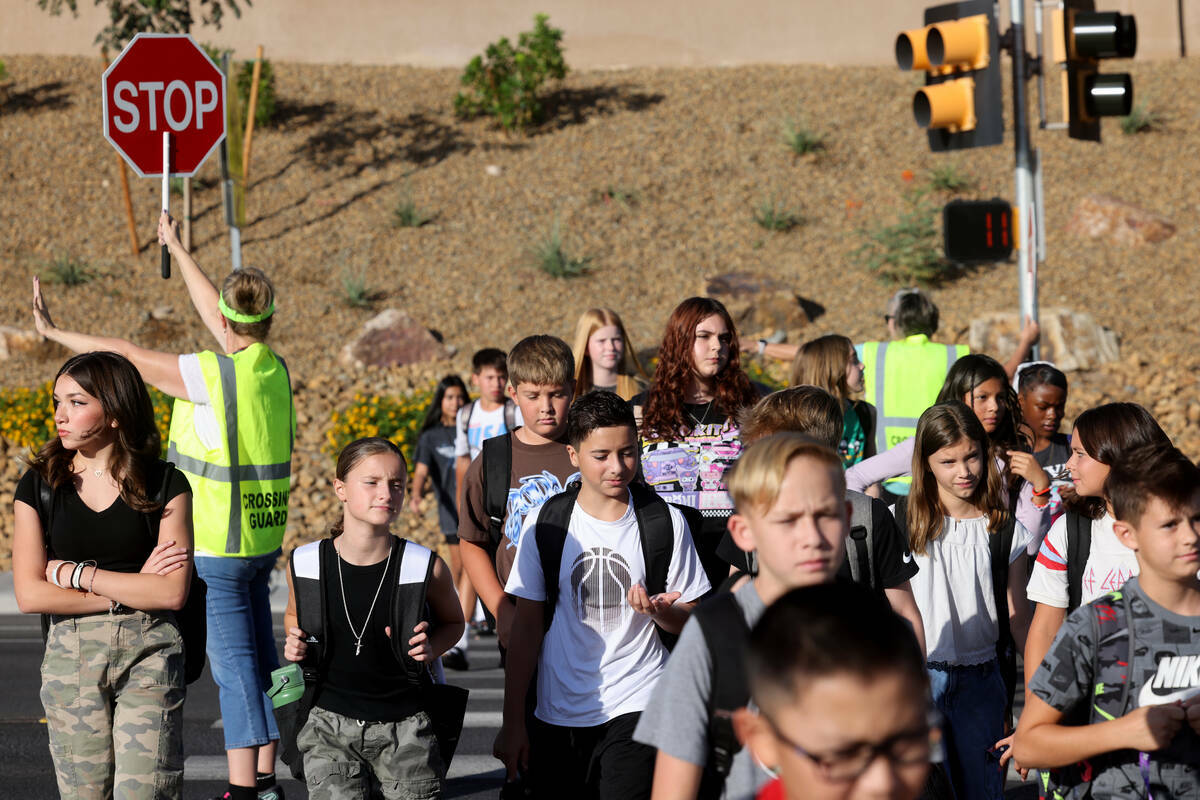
[0,381,172,453]
[753,198,803,232]
[393,186,434,228]
[743,359,787,392]
[341,267,375,308]
[0,59,7,82]
[323,389,432,471]
[44,255,93,286]
[236,57,277,128]
[928,162,974,193]
[855,190,950,285]
[782,117,825,155]
[454,13,568,133]
[530,219,590,278]
[1120,104,1159,135]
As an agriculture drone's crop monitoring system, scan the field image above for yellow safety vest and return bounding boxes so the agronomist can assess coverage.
[862,335,968,491]
[168,343,295,557]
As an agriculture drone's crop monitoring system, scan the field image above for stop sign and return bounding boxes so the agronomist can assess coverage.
[102,33,226,177]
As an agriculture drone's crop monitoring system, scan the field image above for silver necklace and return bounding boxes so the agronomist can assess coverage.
[335,542,392,657]
[687,400,714,428]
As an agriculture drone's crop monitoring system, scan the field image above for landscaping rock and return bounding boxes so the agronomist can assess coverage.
[340,309,452,369]
[701,272,821,340]
[0,325,63,361]
[1066,194,1176,246]
[969,308,1119,372]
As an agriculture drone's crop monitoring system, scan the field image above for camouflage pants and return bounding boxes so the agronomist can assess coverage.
[298,705,444,800]
[41,610,186,800]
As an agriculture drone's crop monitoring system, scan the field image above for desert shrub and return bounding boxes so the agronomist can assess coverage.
[44,255,93,286]
[236,57,277,128]
[530,219,590,278]
[341,267,375,308]
[591,185,640,211]
[753,198,803,232]
[0,381,171,453]
[454,13,568,133]
[0,59,7,81]
[782,117,825,155]
[928,162,973,193]
[1120,104,1159,135]
[324,389,432,470]
[855,190,950,285]
[393,186,434,228]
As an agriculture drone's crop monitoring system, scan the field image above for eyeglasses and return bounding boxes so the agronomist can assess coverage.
[761,712,938,782]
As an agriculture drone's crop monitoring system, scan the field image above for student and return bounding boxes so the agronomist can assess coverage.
[1013,443,1200,797]
[735,583,933,800]
[712,387,924,652]
[789,334,876,467]
[848,354,1051,550]
[458,335,580,654]
[1014,363,1070,519]
[635,432,851,800]
[497,390,711,799]
[634,297,764,590]
[283,437,464,800]
[1001,403,1172,779]
[571,307,649,401]
[451,349,521,668]
[901,402,1032,800]
[13,352,194,799]
[411,376,471,648]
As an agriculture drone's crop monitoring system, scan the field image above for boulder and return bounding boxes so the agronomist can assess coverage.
[340,308,452,369]
[701,272,822,340]
[0,325,64,361]
[969,308,1119,372]
[1066,194,1176,246]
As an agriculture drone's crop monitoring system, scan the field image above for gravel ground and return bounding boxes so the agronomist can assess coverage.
[0,54,1198,566]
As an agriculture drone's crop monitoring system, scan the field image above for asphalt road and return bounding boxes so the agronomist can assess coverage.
[0,614,505,800]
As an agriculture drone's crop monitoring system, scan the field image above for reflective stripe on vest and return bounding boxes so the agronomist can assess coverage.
[169,345,294,556]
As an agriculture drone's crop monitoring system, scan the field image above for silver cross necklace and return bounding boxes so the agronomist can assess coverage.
[335,542,392,657]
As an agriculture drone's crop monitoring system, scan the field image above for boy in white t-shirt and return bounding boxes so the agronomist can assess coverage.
[498,391,711,799]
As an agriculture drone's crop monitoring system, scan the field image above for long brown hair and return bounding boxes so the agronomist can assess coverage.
[642,297,757,439]
[1067,402,1171,520]
[30,351,162,511]
[571,308,648,400]
[331,437,406,537]
[789,334,855,401]
[907,402,1008,556]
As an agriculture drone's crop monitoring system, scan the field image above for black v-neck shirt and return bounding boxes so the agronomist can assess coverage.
[16,464,191,573]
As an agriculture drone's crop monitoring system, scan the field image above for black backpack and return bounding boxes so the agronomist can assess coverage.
[32,461,208,685]
[1064,510,1093,613]
[279,536,469,781]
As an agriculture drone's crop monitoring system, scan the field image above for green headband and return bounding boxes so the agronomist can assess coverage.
[219,296,275,324]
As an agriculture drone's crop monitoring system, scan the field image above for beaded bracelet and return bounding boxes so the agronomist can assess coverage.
[49,560,76,588]
[87,564,99,595]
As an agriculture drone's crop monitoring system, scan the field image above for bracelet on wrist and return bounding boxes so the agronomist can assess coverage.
[1031,485,1052,497]
[757,339,767,356]
[50,560,75,588]
[86,564,99,595]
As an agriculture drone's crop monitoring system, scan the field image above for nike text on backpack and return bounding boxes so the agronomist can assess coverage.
[33,462,209,685]
[277,536,469,781]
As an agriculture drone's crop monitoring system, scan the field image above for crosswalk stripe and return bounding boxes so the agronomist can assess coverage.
[183,754,505,782]
[211,707,503,731]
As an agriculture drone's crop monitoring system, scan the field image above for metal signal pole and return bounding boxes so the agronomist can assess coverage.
[1010,0,1041,358]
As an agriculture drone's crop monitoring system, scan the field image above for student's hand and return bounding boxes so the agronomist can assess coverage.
[496,598,516,650]
[402,621,434,662]
[158,211,182,251]
[1018,315,1041,347]
[139,541,189,576]
[627,584,682,619]
[1007,451,1051,494]
[32,277,58,339]
[494,722,530,779]
[407,495,422,516]
[1183,694,1200,735]
[991,733,1028,780]
[1121,703,1186,751]
[284,626,309,663]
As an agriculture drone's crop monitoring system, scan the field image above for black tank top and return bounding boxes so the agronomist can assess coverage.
[315,554,423,722]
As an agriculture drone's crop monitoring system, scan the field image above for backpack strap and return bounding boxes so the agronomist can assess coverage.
[630,483,673,597]
[292,539,328,671]
[481,433,513,551]
[695,592,752,799]
[389,538,436,685]
[846,491,877,590]
[852,400,877,459]
[1065,511,1092,613]
[534,483,583,631]
[459,401,475,440]
[32,469,54,548]
[990,514,1018,720]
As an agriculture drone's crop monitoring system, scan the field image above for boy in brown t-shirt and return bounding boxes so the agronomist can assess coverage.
[459,335,579,654]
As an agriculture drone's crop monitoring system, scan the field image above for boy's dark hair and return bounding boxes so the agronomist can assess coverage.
[888,288,939,337]
[566,390,637,449]
[472,348,508,374]
[1106,443,1200,527]
[747,582,926,712]
[737,385,843,448]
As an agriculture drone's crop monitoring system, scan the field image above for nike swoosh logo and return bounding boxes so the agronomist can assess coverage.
[902,551,913,564]
[1138,683,1200,707]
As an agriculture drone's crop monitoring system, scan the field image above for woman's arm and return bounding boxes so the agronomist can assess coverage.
[159,213,225,347]
[66,492,194,612]
[845,438,914,493]
[33,277,189,400]
[13,500,110,615]
[405,555,465,661]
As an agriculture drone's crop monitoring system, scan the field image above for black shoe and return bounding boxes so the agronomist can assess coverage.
[442,646,469,671]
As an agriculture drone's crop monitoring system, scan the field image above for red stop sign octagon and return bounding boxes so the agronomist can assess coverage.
[102,33,226,177]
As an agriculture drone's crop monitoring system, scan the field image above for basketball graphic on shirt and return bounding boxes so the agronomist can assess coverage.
[570,547,632,634]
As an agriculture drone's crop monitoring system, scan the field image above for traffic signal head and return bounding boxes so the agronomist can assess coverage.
[895,1,1002,152]
[943,199,1013,263]
[1052,2,1137,141]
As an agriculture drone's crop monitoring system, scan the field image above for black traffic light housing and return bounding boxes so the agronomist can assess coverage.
[944,199,1014,262]
[896,0,1003,152]
[1055,0,1137,141]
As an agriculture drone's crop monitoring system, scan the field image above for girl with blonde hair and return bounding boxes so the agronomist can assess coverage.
[790,334,876,467]
[570,308,648,401]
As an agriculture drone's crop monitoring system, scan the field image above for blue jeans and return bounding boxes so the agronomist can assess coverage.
[927,658,1006,800]
[197,550,282,750]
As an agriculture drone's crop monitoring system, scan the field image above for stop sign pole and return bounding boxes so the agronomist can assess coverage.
[101,34,226,278]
